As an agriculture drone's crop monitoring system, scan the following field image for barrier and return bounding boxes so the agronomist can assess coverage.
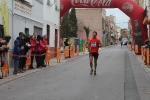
[64,46,69,58]
[147,48,150,68]
[141,47,144,60]
[1,52,9,79]
[143,48,147,64]
[45,48,51,66]
[70,46,74,58]
[77,45,79,56]
[134,44,141,55]
[56,47,61,63]
[25,49,31,70]
[128,44,131,51]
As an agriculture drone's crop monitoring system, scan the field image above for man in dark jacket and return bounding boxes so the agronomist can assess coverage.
[13,40,24,75]
[17,32,26,72]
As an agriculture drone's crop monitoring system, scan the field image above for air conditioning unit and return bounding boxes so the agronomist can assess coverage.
[55,5,60,11]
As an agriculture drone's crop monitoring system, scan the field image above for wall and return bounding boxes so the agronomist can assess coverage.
[76,9,102,31]
[43,0,60,47]
[76,9,103,44]
[77,31,102,42]
[13,0,43,36]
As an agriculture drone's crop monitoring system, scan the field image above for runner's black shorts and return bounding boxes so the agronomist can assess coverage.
[89,53,99,59]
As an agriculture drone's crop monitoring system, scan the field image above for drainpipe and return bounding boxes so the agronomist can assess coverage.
[12,0,14,47]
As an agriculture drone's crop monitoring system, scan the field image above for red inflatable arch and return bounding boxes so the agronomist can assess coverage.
[60,0,148,47]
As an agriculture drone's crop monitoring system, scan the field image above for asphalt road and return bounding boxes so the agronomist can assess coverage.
[0,45,150,100]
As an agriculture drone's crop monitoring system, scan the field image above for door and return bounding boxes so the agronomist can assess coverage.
[34,26,42,36]
[25,28,29,36]
[47,25,50,45]
[55,29,58,56]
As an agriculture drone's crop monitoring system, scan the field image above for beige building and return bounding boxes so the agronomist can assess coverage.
[76,9,102,31]
[106,15,117,44]
[76,9,103,43]
[134,0,143,7]
[102,9,109,46]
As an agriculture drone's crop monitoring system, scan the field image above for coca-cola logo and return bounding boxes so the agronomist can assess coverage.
[60,2,64,12]
[122,2,134,14]
[71,0,112,7]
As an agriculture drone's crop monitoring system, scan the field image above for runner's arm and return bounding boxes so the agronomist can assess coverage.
[98,40,103,47]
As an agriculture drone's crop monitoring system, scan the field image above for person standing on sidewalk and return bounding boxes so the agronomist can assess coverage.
[43,34,48,67]
[18,32,26,73]
[36,35,46,68]
[30,35,37,69]
[13,39,24,75]
[87,31,102,75]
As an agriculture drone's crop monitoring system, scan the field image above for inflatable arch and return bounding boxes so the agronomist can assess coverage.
[60,0,148,47]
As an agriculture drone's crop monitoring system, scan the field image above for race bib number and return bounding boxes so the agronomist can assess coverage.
[91,42,96,47]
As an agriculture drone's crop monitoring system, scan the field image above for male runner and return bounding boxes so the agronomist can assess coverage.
[88,31,102,75]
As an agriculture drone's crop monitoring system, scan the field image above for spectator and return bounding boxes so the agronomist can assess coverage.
[30,35,37,69]
[43,34,48,67]
[0,35,11,67]
[37,35,45,68]
[13,39,24,75]
[18,32,26,73]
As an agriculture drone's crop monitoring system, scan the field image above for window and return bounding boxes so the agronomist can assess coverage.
[25,28,29,36]
[34,26,42,36]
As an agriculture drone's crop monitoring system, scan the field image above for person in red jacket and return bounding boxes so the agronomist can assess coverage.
[43,34,48,67]
[36,35,46,68]
[30,35,37,69]
[87,31,102,75]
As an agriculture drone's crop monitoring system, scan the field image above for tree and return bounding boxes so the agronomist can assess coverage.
[83,25,91,43]
[61,12,70,38]
[68,8,78,37]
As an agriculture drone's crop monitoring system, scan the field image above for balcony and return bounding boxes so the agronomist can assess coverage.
[19,0,32,6]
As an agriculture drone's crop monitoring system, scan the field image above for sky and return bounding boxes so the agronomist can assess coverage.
[105,8,129,29]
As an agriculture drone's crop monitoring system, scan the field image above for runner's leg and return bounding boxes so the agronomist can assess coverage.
[89,54,93,75]
[94,54,98,75]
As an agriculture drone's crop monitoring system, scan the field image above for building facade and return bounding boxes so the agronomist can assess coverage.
[76,9,103,43]
[106,15,117,45]
[43,0,60,57]
[102,9,108,46]
[0,0,44,49]
[0,0,60,66]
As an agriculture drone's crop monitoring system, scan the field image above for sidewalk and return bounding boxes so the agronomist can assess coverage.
[134,52,150,77]
[0,46,112,86]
